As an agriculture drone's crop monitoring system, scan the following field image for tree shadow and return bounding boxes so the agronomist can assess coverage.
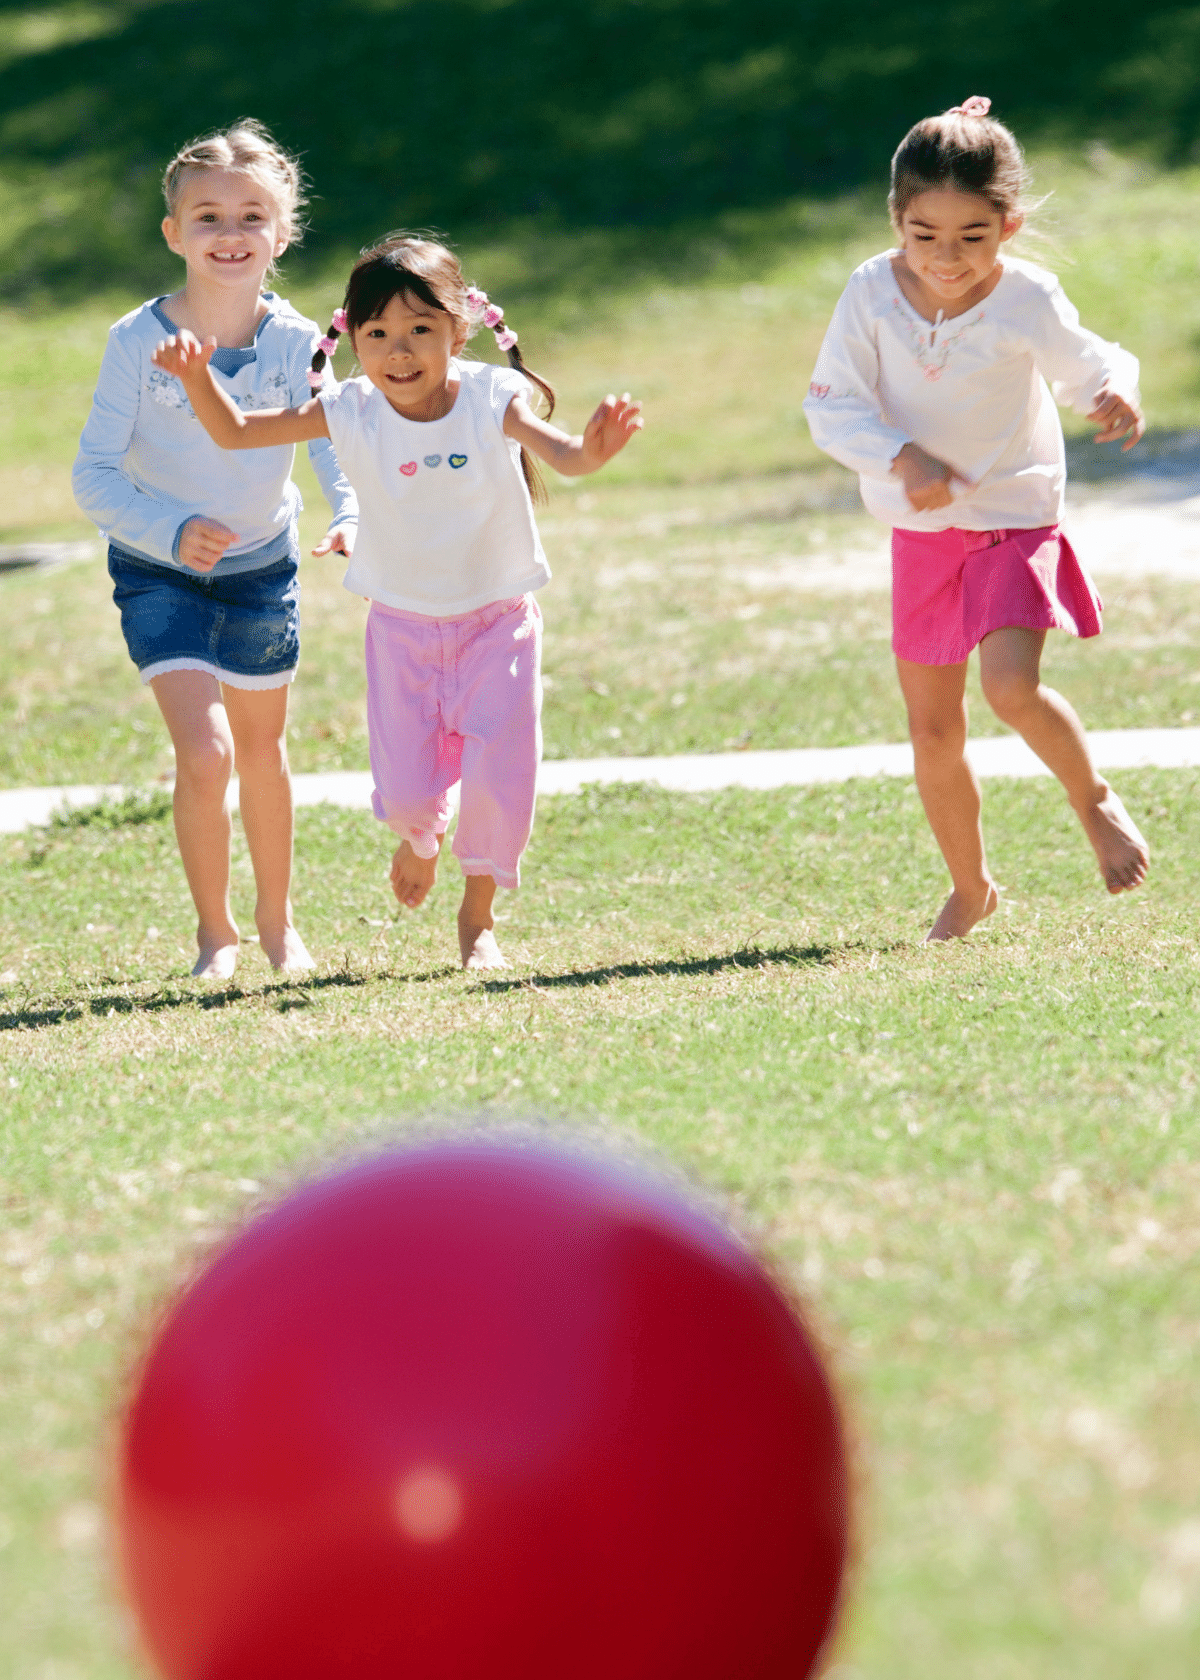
[1,0,1190,301]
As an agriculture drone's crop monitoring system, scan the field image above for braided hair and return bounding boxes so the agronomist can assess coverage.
[307,234,556,503]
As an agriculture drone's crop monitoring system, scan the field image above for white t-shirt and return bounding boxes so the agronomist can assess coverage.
[803,252,1140,532]
[319,359,551,613]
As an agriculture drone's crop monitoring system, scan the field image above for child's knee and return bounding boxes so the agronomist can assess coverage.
[176,734,235,795]
[981,667,1036,721]
[234,734,289,780]
[906,708,967,752]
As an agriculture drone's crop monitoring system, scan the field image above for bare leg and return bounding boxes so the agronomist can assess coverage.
[458,874,508,969]
[391,834,443,909]
[222,683,314,971]
[979,627,1148,893]
[149,670,239,978]
[896,656,1000,941]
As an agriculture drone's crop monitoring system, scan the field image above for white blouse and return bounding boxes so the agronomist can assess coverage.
[803,252,1139,532]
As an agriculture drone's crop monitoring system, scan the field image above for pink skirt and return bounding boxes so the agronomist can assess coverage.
[891,524,1103,666]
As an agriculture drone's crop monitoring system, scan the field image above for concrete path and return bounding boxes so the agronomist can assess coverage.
[3,727,1199,834]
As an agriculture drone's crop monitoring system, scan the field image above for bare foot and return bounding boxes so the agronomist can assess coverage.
[459,919,510,970]
[926,880,1000,942]
[193,933,239,979]
[391,840,440,909]
[258,923,316,973]
[1074,786,1149,894]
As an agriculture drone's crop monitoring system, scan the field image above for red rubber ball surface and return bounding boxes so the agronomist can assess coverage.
[119,1142,847,1679]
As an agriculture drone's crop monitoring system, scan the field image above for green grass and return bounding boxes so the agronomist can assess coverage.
[9,143,1200,547]
[5,474,1200,789]
[6,46,1200,1678]
[2,775,1199,1678]
[2,0,1193,299]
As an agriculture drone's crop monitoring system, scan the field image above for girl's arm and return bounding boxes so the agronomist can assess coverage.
[803,281,912,481]
[804,278,963,512]
[288,336,358,558]
[1027,282,1144,451]
[503,393,642,476]
[73,329,200,564]
[152,332,331,448]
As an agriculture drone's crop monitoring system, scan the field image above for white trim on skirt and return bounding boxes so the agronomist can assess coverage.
[139,657,297,690]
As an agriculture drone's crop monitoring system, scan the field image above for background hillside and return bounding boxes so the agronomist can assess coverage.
[4,0,1200,298]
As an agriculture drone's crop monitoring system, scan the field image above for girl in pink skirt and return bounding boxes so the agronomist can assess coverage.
[804,97,1149,940]
[152,235,642,969]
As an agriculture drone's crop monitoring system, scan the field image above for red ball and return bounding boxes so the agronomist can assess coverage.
[119,1141,848,1679]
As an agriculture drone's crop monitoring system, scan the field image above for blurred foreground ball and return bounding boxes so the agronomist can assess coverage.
[119,1141,848,1678]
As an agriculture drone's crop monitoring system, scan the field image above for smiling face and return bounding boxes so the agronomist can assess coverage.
[351,292,470,421]
[161,167,287,293]
[896,187,1021,311]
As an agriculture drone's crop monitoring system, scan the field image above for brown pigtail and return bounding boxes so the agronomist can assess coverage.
[505,344,556,506]
[307,309,350,393]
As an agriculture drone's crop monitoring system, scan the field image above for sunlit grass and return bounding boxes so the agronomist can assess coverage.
[5,471,1200,789]
[1,775,1199,1678]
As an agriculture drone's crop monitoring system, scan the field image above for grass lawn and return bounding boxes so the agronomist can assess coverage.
[4,132,1200,1680]
[5,474,1200,790]
[2,774,1199,1678]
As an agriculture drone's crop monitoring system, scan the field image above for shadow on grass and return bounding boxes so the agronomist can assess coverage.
[0,968,373,1032]
[0,941,886,1028]
[475,942,845,993]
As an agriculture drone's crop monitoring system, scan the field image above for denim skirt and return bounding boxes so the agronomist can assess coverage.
[108,544,301,689]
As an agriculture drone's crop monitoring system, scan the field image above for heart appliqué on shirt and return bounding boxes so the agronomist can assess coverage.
[449,454,468,469]
[424,454,442,468]
[399,461,418,477]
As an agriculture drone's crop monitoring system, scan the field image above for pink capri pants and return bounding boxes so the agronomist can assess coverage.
[365,594,542,889]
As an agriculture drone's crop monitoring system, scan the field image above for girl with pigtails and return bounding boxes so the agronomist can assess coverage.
[152,234,643,970]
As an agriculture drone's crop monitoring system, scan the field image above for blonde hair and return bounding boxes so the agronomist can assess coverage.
[889,101,1032,233]
[162,118,306,244]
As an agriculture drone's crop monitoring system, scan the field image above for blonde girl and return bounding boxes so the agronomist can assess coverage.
[150,235,641,969]
[74,120,357,979]
[804,97,1149,941]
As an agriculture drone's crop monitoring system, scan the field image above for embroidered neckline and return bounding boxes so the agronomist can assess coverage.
[890,295,987,382]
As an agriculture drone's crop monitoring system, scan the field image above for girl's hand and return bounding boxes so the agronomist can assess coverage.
[578,394,644,472]
[152,330,217,384]
[178,516,238,573]
[312,524,355,559]
[890,442,968,512]
[1088,388,1144,452]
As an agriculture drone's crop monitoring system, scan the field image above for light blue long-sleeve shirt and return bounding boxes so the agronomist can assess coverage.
[73,293,358,574]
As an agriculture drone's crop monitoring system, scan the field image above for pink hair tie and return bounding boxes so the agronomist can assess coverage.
[306,368,325,389]
[465,286,488,313]
[318,335,337,356]
[331,308,348,334]
[951,95,991,117]
[495,327,518,352]
[483,304,504,330]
